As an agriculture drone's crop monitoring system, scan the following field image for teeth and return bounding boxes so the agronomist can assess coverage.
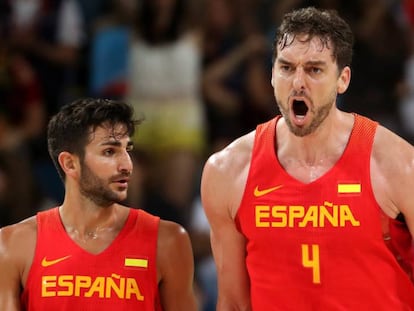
[296,115,305,119]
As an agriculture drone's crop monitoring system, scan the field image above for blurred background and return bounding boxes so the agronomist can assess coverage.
[1,0,414,309]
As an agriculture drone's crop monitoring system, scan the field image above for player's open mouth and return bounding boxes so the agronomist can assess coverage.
[292,100,308,119]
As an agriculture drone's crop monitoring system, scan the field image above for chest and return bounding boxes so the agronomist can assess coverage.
[238,140,380,240]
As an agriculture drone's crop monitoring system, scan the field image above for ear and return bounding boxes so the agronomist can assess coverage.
[58,151,79,179]
[337,66,351,94]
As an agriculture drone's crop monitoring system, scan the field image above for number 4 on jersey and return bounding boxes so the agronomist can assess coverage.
[302,244,321,284]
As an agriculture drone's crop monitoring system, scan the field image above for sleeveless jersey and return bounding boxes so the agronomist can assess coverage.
[21,207,163,311]
[236,114,414,310]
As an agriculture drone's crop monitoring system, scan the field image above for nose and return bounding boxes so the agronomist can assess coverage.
[119,151,133,175]
[292,67,305,91]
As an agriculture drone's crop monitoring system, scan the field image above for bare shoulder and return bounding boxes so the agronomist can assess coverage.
[372,125,414,172]
[156,220,194,277]
[0,217,37,255]
[371,125,414,217]
[157,220,192,250]
[203,131,255,176]
[201,131,255,218]
[0,217,37,281]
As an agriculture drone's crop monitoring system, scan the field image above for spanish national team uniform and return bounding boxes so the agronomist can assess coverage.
[236,114,414,310]
[21,208,162,310]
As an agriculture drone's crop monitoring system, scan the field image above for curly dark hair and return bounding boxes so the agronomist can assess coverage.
[273,7,354,71]
[47,98,142,180]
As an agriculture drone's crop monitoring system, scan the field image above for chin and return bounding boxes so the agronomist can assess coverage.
[115,192,128,203]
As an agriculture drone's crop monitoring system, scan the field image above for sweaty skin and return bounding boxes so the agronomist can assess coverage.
[201,35,414,310]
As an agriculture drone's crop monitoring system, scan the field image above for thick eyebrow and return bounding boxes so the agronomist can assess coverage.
[100,140,134,148]
[101,141,121,147]
[277,57,327,67]
[304,60,326,67]
[277,57,292,65]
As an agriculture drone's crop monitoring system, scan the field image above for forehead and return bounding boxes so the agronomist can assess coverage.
[88,123,130,143]
[277,34,334,62]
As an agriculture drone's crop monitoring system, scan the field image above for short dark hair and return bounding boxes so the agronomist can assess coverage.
[47,98,141,180]
[273,7,354,71]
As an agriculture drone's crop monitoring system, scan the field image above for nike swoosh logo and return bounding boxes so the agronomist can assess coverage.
[254,185,283,197]
[41,255,72,267]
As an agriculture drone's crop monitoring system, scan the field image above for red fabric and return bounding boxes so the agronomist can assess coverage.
[236,114,414,310]
[404,0,414,27]
[9,55,42,107]
[21,207,162,310]
[383,215,414,282]
[1,54,42,125]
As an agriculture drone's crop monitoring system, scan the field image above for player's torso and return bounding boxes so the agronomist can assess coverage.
[21,208,162,311]
[236,116,414,310]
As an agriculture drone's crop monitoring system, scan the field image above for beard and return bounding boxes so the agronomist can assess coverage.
[277,89,337,137]
[79,161,126,207]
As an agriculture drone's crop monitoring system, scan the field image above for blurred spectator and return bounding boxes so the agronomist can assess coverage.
[404,0,414,26]
[339,0,411,133]
[8,0,85,115]
[0,17,46,225]
[0,45,45,146]
[201,0,274,152]
[76,0,109,26]
[127,0,206,228]
[399,4,414,143]
[5,0,86,206]
[0,0,412,307]
[239,42,277,135]
[88,0,138,98]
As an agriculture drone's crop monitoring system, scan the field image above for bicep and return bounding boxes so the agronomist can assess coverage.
[372,129,414,233]
[0,229,22,311]
[158,223,198,311]
[201,151,251,309]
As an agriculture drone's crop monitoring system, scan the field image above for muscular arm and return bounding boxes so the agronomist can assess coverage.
[371,125,414,235]
[0,225,26,310]
[157,221,198,311]
[0,218,36,311]
[200,134,254,311]
[0,228,20,310]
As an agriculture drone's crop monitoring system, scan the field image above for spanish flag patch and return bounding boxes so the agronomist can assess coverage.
[124,257,148,268]
[337,183,361,194]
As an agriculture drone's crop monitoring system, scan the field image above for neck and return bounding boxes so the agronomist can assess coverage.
[279,110,352,165]
[58,203,123,241]
[276,112,354,183]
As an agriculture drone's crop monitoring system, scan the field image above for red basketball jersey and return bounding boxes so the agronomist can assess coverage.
[236,114,414,310]
[21,207,163,310]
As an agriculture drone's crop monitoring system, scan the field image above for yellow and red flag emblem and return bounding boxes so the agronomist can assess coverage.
[337,183,361,194]
[124,257,148,268]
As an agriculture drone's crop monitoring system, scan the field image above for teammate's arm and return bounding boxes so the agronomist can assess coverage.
[0,225,24,311]
[200,139,252,311]
[157,220,198,311]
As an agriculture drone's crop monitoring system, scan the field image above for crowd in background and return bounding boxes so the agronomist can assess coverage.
[1,0,414,309]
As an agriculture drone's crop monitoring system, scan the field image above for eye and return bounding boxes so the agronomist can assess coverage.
[309,67,322,75]
[126,145,134,153]
[280,64,292,72]
[103,148,115,156]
